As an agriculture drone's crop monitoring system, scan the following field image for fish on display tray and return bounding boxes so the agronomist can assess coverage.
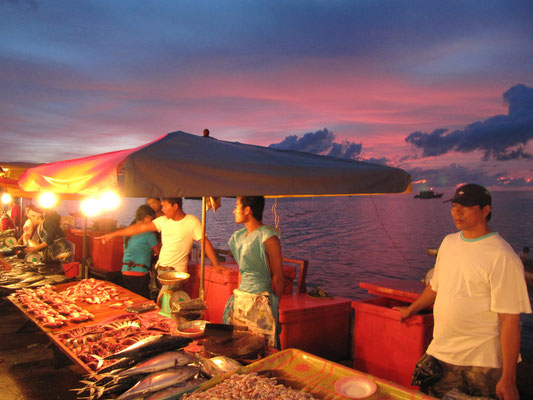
[118,350,196,377]
[116,365,199,400]
[144,377,208,400]
[106,334,192,360]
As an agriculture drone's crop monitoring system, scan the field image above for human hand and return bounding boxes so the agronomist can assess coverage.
[25,246,38,254]
[392,306,412,323]
[96,233,112,244]
[214,265,232,274]
[496,376,519,400]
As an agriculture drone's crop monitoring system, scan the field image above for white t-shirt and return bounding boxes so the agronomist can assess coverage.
[427,232,532,368]
[152,214,202,272]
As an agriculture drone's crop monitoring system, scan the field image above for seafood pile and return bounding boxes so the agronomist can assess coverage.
[12,285,94,328]
[0,255,68,292]
[62,278,120,304]
[56,314,179,371]
[181,372,319,400]
[72,335,203,400]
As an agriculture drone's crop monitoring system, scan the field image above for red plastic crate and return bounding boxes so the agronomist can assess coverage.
[90,236,124,272]
[279,294,352,361]
[352,297,434,389]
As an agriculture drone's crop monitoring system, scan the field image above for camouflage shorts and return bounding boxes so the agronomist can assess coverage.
[429,360,501,399]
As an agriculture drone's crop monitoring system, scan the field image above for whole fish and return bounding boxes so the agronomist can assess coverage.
[144,377,207,400]
[118,351,196,377]
[116,366,198,400]
[106,335,192,360]
[27,278,54,287]
[19,275,44,284]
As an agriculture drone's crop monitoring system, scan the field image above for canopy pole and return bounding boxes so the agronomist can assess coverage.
[199,196,207,300]
[82,216,88,279]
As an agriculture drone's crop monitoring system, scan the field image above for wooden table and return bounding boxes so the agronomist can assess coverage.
[7,280,155,374]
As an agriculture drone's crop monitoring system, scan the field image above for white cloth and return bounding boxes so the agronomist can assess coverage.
[152,214,202,272]
[427,232,532,368]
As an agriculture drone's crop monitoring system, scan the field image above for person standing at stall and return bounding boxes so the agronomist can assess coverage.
[222,196,284,348]
[147,197,164,218]
[121,205,159,299]
[98,197,222,275]
[25,209,73,263]
[395,184,531,400]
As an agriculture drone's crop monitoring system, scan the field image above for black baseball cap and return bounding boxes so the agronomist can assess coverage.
[444,184,492,207]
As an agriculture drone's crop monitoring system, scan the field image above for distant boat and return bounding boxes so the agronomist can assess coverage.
[414,190,443,199]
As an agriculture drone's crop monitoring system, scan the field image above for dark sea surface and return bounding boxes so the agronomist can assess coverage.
[61,190,533,353]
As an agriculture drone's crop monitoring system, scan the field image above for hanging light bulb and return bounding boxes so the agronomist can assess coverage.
[38,192,58,209]
[80,197,102,217]
[1,192,12,204]
[98,190,121,211]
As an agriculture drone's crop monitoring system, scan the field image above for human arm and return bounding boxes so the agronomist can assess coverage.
[97,222,157,243]
[264,235,284,298]
[203,238,230,272]
[496,313,521,400]
[393,284,436,322]
[25,241,48,253]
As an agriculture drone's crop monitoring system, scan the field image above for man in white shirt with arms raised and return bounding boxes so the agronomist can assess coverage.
[396,184,531,400]
[98,197,222,274]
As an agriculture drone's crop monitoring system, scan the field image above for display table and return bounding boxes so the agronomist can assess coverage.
[189,348,437,400]
[7,280,156,374]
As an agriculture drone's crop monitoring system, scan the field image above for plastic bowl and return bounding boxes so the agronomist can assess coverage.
[334,376,377,399]
[177,320,208,338]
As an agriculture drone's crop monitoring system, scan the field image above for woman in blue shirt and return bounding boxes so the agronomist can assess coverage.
[122,205,159,298]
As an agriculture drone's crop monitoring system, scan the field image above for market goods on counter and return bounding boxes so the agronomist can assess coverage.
[62,278,120,304]
[144,377,207,400]
[181,372,318,400]
[117,350,196,377]
[12,285,94,328]
[106,333,192,360]
[116,365,199,400]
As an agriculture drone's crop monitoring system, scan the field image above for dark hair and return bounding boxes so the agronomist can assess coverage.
[239,196,265,222]
[524,247,530,253]
[162,197,182,209]
[136,204,155,222]
[126,205,156,247]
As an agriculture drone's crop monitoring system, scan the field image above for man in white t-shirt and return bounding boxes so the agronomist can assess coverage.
[98,197,222,273]
[395,184,531,400]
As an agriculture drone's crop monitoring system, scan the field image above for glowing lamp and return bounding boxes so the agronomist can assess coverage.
[99,190,121,211]
[80,197,102,217]
[1,192,12,204]
[38,192,58,209]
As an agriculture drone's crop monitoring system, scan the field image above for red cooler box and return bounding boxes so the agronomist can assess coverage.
[279,294,351,361]
[185,263,299,323]
[352,297,434,389]
[90,236,124,272]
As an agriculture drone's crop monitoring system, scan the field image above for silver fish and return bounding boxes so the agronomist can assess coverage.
[19,275,45,284]
[116,366,198,400]
[118,351,196,377]
[27,278,54,287]
[144,377,207,400]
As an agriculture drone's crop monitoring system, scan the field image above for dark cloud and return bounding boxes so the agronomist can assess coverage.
[408,163,533,189]
[405,84,533,161]
[269,128,362,160]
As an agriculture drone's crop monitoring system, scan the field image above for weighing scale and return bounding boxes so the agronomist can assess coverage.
[156,271,190,318]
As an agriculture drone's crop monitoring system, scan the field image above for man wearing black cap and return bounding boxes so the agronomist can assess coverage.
[396,184,531,400]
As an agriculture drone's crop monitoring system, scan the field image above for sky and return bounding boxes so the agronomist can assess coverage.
[1,0,532,191]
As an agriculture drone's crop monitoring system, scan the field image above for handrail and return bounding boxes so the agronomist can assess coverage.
[282,257,308,294]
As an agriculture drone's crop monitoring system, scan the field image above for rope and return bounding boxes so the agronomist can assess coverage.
[370,195,412,268]
[271,198,280,231]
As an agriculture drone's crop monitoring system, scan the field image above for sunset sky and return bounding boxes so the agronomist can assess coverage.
[1,0,532,191]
